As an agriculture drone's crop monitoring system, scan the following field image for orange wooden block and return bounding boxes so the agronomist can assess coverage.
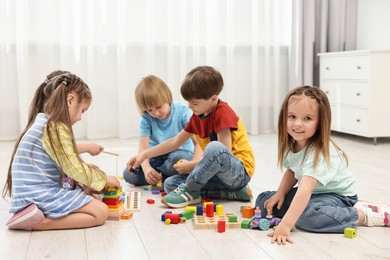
[242,206,255,219]
[120,211,133,220]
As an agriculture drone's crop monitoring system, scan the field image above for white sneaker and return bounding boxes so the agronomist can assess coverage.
[354,200,390,227]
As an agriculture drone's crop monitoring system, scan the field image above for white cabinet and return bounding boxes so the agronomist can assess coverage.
[318,50,390,144]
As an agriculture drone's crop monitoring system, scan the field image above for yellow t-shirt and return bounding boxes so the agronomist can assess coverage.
[42,122,107,191]
[184,100,255,177]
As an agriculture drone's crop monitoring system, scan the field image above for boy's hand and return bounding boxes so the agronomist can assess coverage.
[173,159,193,174]
[144,168,162,185]
[127,152,146,171]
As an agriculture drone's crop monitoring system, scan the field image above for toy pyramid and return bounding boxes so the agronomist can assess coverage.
[102,186,126,221]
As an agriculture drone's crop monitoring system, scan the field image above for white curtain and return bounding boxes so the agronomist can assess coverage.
[0,0,292,141]
[289,0,357,88]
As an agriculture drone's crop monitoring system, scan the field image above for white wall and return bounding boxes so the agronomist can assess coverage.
[357,0,390,50]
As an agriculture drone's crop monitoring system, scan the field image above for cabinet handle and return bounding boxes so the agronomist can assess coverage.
[325,91,330,94]
[356,93,360,96]
[356,119,361,123]
[357,66,361,70]
[325,67,330,70]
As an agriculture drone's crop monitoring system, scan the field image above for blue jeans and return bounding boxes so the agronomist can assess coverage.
[164,141,250,193]
[123,150,192,186]
[255,188,359,233]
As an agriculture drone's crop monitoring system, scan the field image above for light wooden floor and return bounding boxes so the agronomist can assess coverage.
[1,133,390,260]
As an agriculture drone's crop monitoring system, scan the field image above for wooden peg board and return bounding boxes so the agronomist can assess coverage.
[194,213,240,229]
[126,191,141,211]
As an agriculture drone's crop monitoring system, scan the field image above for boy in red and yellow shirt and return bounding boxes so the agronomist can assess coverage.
[127,66,255,208]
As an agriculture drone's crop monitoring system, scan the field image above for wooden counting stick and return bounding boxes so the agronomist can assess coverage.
[102,150,119,156]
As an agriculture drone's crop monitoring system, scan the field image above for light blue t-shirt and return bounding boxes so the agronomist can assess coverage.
[139,101,194,154]
[283,142,356,196]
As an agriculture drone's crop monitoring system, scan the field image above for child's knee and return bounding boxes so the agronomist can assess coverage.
[97,201,109,224]
[205,141,224,151]
[255,192,272,210]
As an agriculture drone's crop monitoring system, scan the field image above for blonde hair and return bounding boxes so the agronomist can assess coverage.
[134,75,172,114]
[277,86,348,170]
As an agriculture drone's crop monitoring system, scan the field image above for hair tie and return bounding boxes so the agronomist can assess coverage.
[62,80,68,86]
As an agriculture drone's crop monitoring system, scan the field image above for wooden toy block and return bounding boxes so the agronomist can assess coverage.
[108,207,126,220]
[185,206,197,213]
[216,205,224,216]
[120,211,133,220]
[242,206,255,219]
[194,213,240,229]
[108,204,124,212]
[107,186,117,192]
[241,219,251,229]
[218,220,226,233]
[344,228,356,239]
[180,210,194,220]
[203,201,214,209]
[108,216,121,221]
[228,215,238,222]
[161,211,172,221]
[126,191,141,211]
[164,213,181,224]
[107,201,124,209]
[206,204,214,217]
[102,197,122,205]
[152,189,160,195]
[196,205,203,216]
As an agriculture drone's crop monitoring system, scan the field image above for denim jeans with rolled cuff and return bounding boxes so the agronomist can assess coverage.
[164,141,250,194]
[123,150,192,186]
[255,187,359,233]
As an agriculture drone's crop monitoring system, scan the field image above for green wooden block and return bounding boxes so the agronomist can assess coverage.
[241,219,251,229]
[228,215,238,222]
[179,210,194,220]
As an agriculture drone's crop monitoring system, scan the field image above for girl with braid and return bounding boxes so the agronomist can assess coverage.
[3,72,119,230]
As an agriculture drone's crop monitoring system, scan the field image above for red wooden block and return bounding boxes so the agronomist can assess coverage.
[102,197,122,205]
[164,213,181,224]
[218,220,226,233]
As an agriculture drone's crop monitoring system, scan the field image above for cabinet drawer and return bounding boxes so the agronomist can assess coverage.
[320,55,369,80]
[320,82,369,108]
[331,107,369,134]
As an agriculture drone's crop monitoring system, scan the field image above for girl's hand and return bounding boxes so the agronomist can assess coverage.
[144,168,162,185]
[81,142,104,156]
[264,192,285,216]
[105,175,120,189]
[89,143,104,156]
[267,222,294,245]
[173,159,193,174]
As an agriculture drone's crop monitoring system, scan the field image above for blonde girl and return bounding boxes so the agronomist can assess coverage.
[255,86,389,245]
[4,73,119,230]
